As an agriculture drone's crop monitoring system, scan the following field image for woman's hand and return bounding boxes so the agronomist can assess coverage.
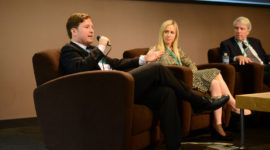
[145,47,164,62]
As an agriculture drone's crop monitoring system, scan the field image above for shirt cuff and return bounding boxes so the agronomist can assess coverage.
[97,44,106,53]
[139,55,146,65]
[233,56,237,62]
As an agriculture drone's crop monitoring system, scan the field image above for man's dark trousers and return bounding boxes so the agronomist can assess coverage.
[129,63,191,150]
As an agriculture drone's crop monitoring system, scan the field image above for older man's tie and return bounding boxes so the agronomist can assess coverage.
[242,42,260,64]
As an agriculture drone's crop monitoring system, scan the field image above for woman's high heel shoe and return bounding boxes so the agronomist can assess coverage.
[211,125,233,141]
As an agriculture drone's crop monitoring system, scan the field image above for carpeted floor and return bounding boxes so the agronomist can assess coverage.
[0,117,270,150]
[0,126,46,150]
[155,126,270,150]
[0,118,45,150]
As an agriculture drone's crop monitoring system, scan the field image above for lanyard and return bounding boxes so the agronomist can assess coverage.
[165,47,181,66]
[234,38,250,56]
[101,58,107,64]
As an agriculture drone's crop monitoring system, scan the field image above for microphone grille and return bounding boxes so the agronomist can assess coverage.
[97,35,101,41]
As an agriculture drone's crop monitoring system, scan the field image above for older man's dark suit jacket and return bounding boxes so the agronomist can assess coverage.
[220,36,269,64]
[60,42,139,74]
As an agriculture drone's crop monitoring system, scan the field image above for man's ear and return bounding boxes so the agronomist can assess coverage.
[247,30,251,36]
[71,28,77,36]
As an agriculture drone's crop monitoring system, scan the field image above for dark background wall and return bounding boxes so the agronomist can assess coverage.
[0,0,269,120]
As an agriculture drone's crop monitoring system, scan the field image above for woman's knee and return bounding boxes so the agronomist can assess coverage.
[215,73,221,80]
[210,79,221,92]
[211,79,219,87]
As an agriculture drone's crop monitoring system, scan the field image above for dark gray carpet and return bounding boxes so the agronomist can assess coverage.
[0,117,270,150]
[0,126,46,150]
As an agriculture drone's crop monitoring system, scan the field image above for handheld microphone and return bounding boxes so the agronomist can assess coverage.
[96,35,112,70]
[97,35,111,46]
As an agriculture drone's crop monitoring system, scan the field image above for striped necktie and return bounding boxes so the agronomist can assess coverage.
[242,42,260,64]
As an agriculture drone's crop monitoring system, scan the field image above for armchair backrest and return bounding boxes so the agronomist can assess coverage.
[32,49,63,86]
[123,48,148,58]
[208,47,222,63]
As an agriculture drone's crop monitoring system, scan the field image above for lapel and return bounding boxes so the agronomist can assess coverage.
[232,37,241,50]
[230,37,243,55]
[247,38,263,61]
[69,42,105,69]
[69,42,89,56]
[247,38,257,50]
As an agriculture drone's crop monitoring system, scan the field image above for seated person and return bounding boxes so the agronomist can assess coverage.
[60,13,229,150]
[149,19,251,141]
[220,16,270,86]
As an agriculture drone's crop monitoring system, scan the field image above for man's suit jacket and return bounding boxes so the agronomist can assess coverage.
[220,37,269,64]
[60,42,140,74]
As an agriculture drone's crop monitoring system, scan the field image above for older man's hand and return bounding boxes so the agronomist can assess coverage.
[236,55,252,65]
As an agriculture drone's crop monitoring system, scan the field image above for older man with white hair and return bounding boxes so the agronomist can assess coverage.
[220,16,270,86]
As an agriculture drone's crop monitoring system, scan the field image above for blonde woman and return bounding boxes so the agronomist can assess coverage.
[151,19,251,141]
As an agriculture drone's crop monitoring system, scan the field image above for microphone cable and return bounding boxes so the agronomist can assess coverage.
[102,45,112,70]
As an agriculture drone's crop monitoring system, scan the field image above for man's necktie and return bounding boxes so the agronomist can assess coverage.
[242,42,261,64]
[86,46,92,53]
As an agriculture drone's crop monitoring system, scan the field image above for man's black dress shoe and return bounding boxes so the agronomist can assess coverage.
[202,95,230,110]
[192,95,230,113]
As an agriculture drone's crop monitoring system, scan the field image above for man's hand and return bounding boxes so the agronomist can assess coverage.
[98,36,110,47]
[236,55,252,65]
[145,47,164,62]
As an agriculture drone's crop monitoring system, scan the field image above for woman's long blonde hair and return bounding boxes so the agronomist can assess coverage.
[157,19,180,60]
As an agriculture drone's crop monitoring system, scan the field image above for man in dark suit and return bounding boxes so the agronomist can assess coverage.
[220,16,270,86]
[60,13,229,150]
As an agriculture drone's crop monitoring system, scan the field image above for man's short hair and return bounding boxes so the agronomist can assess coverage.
[66,13,91,39]
[233,16,252,31]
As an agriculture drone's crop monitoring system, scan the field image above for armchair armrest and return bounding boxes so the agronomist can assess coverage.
[166,65,193,89]
[231,62,264,93]
[34,70,134,150]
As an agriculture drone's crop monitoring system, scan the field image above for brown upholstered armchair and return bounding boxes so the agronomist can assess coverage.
[123,48,236,137]
[208,47,268,94]
[32,49,161,150]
